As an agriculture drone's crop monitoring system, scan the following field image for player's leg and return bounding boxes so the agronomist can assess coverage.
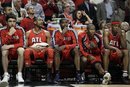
[102,49,111,84]
[1,49,10,83]
[103,49,111,72]
[122,49,129,83]
[54,50,61,83]
[16,47,24,83]
[46,48,54,83]
[24,48,35,82]
[73,47,84,83]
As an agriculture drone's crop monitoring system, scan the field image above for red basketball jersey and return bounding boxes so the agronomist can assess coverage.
[28,29,47,46]
[108,32,121,48]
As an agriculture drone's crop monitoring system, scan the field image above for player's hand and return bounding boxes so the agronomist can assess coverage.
[87,55,95,61]
[117,27,122,36]
[54,45,60,51]
[8,27,16,36]
[114,48,122,57]
[59,45,66,51]
[90,41,97,48]
[1,45,13,50]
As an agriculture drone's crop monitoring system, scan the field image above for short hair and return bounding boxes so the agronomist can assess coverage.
[59,18,68,24]
[6,13,16,21]
[34,16,43,22]
[1,2,12,8]
[13,0,21,6]
[26,6,34,11]
[87,23,95,30]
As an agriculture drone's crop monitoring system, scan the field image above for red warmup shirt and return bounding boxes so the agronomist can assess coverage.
[0,26,25,49]
[0,0,12,3]
[39,0,58,17]
[78,32,102,57]
[52,29,78,48]
[27,29,47,46]
[22,0,28,6]
[108,32,121,48]
[20,17,35,32]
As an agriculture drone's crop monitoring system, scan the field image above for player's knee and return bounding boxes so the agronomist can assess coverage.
[104,49,110,55]
[17,47,24,55]
[81,56,87,63]
[122,49,128,56]
[73,47,79,53]
[47,48,54,57]
[2,50,9,57]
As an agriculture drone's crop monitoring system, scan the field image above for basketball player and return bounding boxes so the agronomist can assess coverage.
[103,21,129,84]
[0,13,25,83]
[24,16,54,83]
[52,18,83,83]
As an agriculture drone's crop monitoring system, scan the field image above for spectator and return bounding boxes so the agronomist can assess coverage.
[57,0,75,14]
[59,3,73,24]
[73,10,92,25]
[125,0,130,24]
[0,0,12,4]
[0,2,12,27]
[97,0,117,23]
[39,0,59,22]
[78,0,98,30]
[12,0,27,24]
[72,0,84,9]
[20,6,35,32]
[25,0,45,20]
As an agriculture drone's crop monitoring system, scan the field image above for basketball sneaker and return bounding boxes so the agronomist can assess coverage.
[102,72,111,85]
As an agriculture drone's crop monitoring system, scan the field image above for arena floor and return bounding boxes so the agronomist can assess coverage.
[6,80,130,87]
[8,84,130,87]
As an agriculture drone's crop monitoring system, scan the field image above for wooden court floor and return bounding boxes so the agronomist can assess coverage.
[11,84,130,87]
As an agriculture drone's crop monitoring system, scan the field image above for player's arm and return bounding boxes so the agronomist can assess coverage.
[66,30,77,49]
[120,30,127,49]
[103,29,117,50]
[13,29,25,49]
[25,30,31,48]
[78,33,89,57]
[45,30,51,47]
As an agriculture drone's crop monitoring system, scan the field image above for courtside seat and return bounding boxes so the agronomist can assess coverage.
[59,60,76,82]
[108,61,122,83]
[24,58,47,82]
[84,63,102,84]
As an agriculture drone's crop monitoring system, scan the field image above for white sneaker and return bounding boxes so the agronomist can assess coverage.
[16,72,24,83]
[1,72,10,83]
[102,72,111,85]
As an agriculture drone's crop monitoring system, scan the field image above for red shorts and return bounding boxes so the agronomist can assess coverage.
[86,54,102,64]
[90,55,102,64]
[8,48,18,60]
[109,51,121,63]
[24,47,54,66]
[61,48,74,61]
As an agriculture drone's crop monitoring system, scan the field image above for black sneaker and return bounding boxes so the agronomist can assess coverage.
[54,73,60,84]
[76,72,85,83]
[46,73,52,83]
[122,77,130,84]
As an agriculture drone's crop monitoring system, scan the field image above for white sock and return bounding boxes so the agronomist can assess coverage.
[123,71,128,77]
